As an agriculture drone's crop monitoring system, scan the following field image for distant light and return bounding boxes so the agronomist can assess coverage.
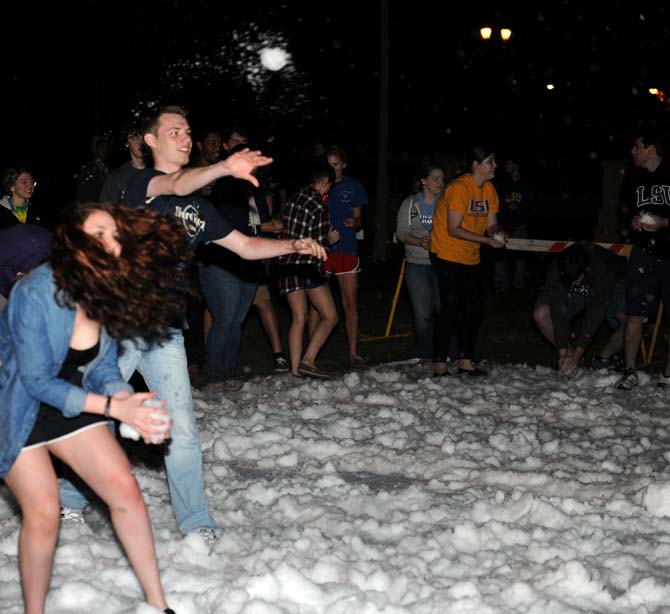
[480,27,492,40]
[546,84,555,90]
[500,28,512,41]
[649,88,659,95]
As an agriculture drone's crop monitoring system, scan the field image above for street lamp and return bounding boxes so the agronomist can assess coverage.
[479,26,512,41]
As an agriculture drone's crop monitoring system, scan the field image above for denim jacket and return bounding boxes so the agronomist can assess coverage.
[0,263,132,476]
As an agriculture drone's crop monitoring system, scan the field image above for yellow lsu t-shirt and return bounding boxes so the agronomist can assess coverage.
[430,174,499,265]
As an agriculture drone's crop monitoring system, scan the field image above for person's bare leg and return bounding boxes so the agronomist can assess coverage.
[622,314,643,370]
[309,274,332,338]
[531,304,556,346]
[256,299,283,354]
[286,290,308,375]
[307,304,320,339]
[4,448,61,614]
[50,427,168,611]
[598,313,625,359]
[337,272,360,358]
[302,285,338,365]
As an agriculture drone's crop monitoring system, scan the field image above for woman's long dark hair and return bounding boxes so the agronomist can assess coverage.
[51,202,192,343]
[457,145,495,176]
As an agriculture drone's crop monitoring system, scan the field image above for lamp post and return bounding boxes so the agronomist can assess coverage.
[476,25,514,132]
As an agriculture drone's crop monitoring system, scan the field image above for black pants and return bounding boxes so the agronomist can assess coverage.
[431,255,485,363]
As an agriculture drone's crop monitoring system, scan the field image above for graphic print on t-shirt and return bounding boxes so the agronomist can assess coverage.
[469,199,490,216]
[174,203,206,238]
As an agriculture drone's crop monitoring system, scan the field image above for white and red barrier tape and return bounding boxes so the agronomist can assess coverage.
[505,238,632,256]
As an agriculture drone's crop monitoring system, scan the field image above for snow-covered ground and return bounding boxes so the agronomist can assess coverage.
[3,360,670,614]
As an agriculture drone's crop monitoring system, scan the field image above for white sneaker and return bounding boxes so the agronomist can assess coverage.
[658,373,670,388]
[191,527,217,547]
[60,507,85,524]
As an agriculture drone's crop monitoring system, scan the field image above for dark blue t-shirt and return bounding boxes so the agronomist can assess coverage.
[124,169,233,249]
[326,175,367,255]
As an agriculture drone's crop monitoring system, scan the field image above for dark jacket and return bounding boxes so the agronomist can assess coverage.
[544,243,627,350]
[0,195,48,231]
[0,224,52,297]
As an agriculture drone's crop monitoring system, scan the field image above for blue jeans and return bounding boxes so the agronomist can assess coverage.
[404,262,440,359]
[60,329,214,535]
[200,265,257,382]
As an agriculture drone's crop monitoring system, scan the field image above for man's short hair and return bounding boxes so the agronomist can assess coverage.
[310,163,336,186]
[326,146,348,164]
[224,125,248,142]
[638,130,666,158]
[143,105,188,137]
[557,243,591,286]
[125,125,142,140]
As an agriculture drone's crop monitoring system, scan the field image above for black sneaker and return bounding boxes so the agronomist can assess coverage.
[273,352,289,373]
[591,354,623,371]
[591,355,613,370]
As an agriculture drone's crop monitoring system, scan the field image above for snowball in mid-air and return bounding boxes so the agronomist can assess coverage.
[259,47,290,71]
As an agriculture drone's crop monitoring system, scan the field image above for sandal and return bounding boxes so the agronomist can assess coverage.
[350,354,367,367]
[297,362,332,379]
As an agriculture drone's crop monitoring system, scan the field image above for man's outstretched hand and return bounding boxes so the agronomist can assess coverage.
[224,148,273,187]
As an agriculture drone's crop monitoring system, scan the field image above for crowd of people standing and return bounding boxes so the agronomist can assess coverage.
[3,107,670,613]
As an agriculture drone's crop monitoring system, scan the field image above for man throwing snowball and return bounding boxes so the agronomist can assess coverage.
[60,105,326,543]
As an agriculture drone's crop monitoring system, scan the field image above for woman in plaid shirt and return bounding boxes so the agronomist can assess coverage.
[278,164,340,379]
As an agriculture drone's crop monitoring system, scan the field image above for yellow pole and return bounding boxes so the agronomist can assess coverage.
[384,258,406,338]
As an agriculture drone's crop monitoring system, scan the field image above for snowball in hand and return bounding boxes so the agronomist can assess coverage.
[119,398,170,444]
[259,47,290,71]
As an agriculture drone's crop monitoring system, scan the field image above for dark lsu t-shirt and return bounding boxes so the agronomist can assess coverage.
[620,164,670,259]
[124,169,234,249]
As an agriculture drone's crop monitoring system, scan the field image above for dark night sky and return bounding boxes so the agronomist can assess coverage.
[5,0,670,206]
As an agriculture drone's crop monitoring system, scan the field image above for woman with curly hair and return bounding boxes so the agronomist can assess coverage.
[0,201,185,614]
